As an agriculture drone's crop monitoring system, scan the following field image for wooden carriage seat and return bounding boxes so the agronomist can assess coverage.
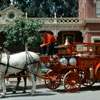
[58,44,72,55]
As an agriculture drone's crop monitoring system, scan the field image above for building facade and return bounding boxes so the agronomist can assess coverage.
[0,0,100,52]
[79,0,100,43]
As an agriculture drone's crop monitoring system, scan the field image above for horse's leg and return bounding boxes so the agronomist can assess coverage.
[13,77,21,93]
[23,77,27,93]
[29,73,36,96]
[29,62,42,96]
[0,73,6,98]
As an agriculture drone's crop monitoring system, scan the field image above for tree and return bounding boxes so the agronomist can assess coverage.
[0,0,78,17]
[35,0,78,17]
[0,0,10,10]
[3,17,43,51]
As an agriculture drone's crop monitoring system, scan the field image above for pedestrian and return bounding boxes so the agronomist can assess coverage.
[40,31,57,55]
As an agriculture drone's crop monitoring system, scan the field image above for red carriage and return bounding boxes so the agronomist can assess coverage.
[40,42,100,93]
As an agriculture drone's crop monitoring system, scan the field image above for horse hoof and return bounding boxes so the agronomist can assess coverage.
[29,92,36,96]
[13,91,16,94]
[0,94,5,98]
[23,90,26,93]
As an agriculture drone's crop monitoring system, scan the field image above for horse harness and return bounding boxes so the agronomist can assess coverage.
[0,52,40,77]
[5,53,10,75]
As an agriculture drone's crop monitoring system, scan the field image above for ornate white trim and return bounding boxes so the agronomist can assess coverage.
[40,24,83,31]
[91,36,100,43]
[52,30,59,38]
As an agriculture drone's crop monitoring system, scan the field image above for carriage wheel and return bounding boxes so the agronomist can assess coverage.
[81,71,95,87]
[45,75,61,90]
[64,71,81,93]
[82,79,95,87]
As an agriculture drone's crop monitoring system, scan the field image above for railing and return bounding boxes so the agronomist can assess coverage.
[28,17,82,24]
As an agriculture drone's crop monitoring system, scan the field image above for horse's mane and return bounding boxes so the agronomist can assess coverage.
[2,51,27,56]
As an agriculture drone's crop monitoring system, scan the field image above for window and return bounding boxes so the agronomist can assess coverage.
[94,39,100,43]
[96,1,100,17]
[91,36,100,43]
[8,12,15,19]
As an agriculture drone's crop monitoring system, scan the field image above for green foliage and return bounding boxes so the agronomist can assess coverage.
[0,0,10,10]
[3,17,43,48]
[0,0,78,17]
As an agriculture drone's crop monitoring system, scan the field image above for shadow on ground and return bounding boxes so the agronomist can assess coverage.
[0,84,55,99]
[4,91,56,99]
[6,83,46,92]
[80,85,100,92]
[2,83,100,98]
[53,84,100,93]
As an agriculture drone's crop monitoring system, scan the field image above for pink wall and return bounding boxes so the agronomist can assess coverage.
[87,0,96,18]
[84,23,100,42]
[84,32,100,43]
[79,0,96,19]
[84,33,91,42]
[85,23,100,31]
[79,0,100,43]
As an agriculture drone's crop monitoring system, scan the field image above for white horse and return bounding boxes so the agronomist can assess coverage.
[0,51,42,98]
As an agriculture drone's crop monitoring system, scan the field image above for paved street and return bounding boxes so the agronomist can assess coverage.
[1,78,100,100]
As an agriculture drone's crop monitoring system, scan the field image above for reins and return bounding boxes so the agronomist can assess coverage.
[0,52,43,79]
[0,61,43,79]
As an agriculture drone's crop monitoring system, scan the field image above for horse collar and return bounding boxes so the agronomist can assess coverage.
[5,54,10,75]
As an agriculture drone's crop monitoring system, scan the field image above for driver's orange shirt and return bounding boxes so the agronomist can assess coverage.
[43,33,57,46]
